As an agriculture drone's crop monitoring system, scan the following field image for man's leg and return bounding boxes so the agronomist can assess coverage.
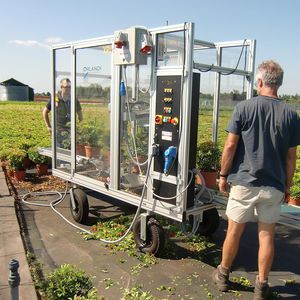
[221,218,246,269]
[253,222,275,300]
[257,221,276,281]
[213,218,245,292]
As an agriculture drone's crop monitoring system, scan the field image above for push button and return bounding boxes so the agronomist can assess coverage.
[155,115,163,125]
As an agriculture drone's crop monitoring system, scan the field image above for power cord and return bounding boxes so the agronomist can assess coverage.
[21,154,154,244]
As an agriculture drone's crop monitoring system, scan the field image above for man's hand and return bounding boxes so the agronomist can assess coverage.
[284,189,291,203]
[219,177,229,197]
[47,126,52,134]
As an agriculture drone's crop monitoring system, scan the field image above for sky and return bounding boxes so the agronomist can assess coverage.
[0,0,299,95]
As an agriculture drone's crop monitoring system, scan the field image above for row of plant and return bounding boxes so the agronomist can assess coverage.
[0,102,299,198]
[0,102,52,180]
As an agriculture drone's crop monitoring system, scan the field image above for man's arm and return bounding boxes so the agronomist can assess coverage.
[219,132,240,195]
[285,146,297,201]
[42,107,52,133]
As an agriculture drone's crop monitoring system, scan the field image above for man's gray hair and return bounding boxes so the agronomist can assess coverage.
[60,78,71,84]
[256,60,283,87]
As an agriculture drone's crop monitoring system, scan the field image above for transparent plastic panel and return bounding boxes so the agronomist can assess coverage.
[74,45,112,183]
[119,60,151,196]
[220,44,249,70]
[218,74,247,146]
[157,31,184,67]
[54,48,72,173]
[197,72,215,145]
[193,48,216,67]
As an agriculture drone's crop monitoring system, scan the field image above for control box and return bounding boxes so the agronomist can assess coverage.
[153,73,200,207]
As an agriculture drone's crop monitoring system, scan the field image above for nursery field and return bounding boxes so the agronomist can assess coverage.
[0,101,299,197]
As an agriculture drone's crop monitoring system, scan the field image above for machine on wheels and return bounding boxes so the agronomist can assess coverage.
[42,23,256,255]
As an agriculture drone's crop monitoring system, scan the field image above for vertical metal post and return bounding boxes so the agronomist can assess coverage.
[8,259,20,300]
[212,46,222,144]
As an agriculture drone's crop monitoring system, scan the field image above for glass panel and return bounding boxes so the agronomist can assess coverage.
[194,48,216,66]
[119,61,151,196]
[221,44,248,70]
[75,45,112,182]
[218,74,247,145]
[54,48,72,173]
[157,31,184,67]
[198,72,215,144]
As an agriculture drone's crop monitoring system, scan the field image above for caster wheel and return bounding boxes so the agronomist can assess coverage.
[70,188,89,224]
[133,217,165,256]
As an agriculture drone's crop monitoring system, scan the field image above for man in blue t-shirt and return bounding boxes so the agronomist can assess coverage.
[212,60,300,300]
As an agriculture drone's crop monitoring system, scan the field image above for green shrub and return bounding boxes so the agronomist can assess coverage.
[73,288,103,300]
[81,121,102,147]
[196,141,221,171]
[8,149,27,170]
[0,147,12,161]
[28,148,51,165]
[42,264,94,300]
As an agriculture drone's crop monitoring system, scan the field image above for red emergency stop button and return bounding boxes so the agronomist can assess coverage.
[171,117,179,126]
[155,114,163,125]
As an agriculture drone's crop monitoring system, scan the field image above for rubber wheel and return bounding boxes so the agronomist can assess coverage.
[133,217,165,256]
[194,208,220,236]
[70,188,89,224]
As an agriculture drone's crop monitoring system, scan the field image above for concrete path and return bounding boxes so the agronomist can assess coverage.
[0,169,37,300]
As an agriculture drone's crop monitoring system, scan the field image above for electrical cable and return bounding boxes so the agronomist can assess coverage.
[218,39,247,76]
[196,65,214,73]
[21,154,154,244]
[180,170,213,236]
[122,66,149,173]
[147,169,194,201]
[137,50,153,95]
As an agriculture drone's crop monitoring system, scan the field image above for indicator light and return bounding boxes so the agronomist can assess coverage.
[171,117,179,126]
[163,116,171,123]
[164,107,172,114]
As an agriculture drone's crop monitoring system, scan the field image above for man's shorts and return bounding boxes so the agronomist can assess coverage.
[226,185,284,223]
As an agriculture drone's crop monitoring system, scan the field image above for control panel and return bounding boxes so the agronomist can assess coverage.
[154,75,181,176]
[153,73,200,207]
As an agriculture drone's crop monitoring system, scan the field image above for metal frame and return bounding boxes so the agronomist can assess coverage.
[48,23,256,223]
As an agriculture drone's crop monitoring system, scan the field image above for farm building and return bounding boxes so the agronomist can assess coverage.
[0,78,34,101]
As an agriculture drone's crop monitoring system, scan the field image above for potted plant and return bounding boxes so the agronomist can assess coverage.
[196,141,221,189]
[76,123,86,156]
[82,121,102,158]
[28,148,51,176]
[8,149,27,181]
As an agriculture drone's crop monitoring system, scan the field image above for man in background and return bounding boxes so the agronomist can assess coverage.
[43,78,83,148]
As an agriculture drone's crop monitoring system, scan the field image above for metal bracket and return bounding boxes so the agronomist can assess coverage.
[140,212,149,241]
[69,188,76,211]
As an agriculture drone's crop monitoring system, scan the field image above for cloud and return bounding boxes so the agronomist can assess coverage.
[9,37,65,49]
[44,37,64,45]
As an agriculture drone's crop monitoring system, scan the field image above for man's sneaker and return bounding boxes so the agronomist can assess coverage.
[253,276,270,300]
[212,265,230,292]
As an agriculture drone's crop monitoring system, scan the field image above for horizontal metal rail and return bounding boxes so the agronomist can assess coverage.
[194,62,252,77]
